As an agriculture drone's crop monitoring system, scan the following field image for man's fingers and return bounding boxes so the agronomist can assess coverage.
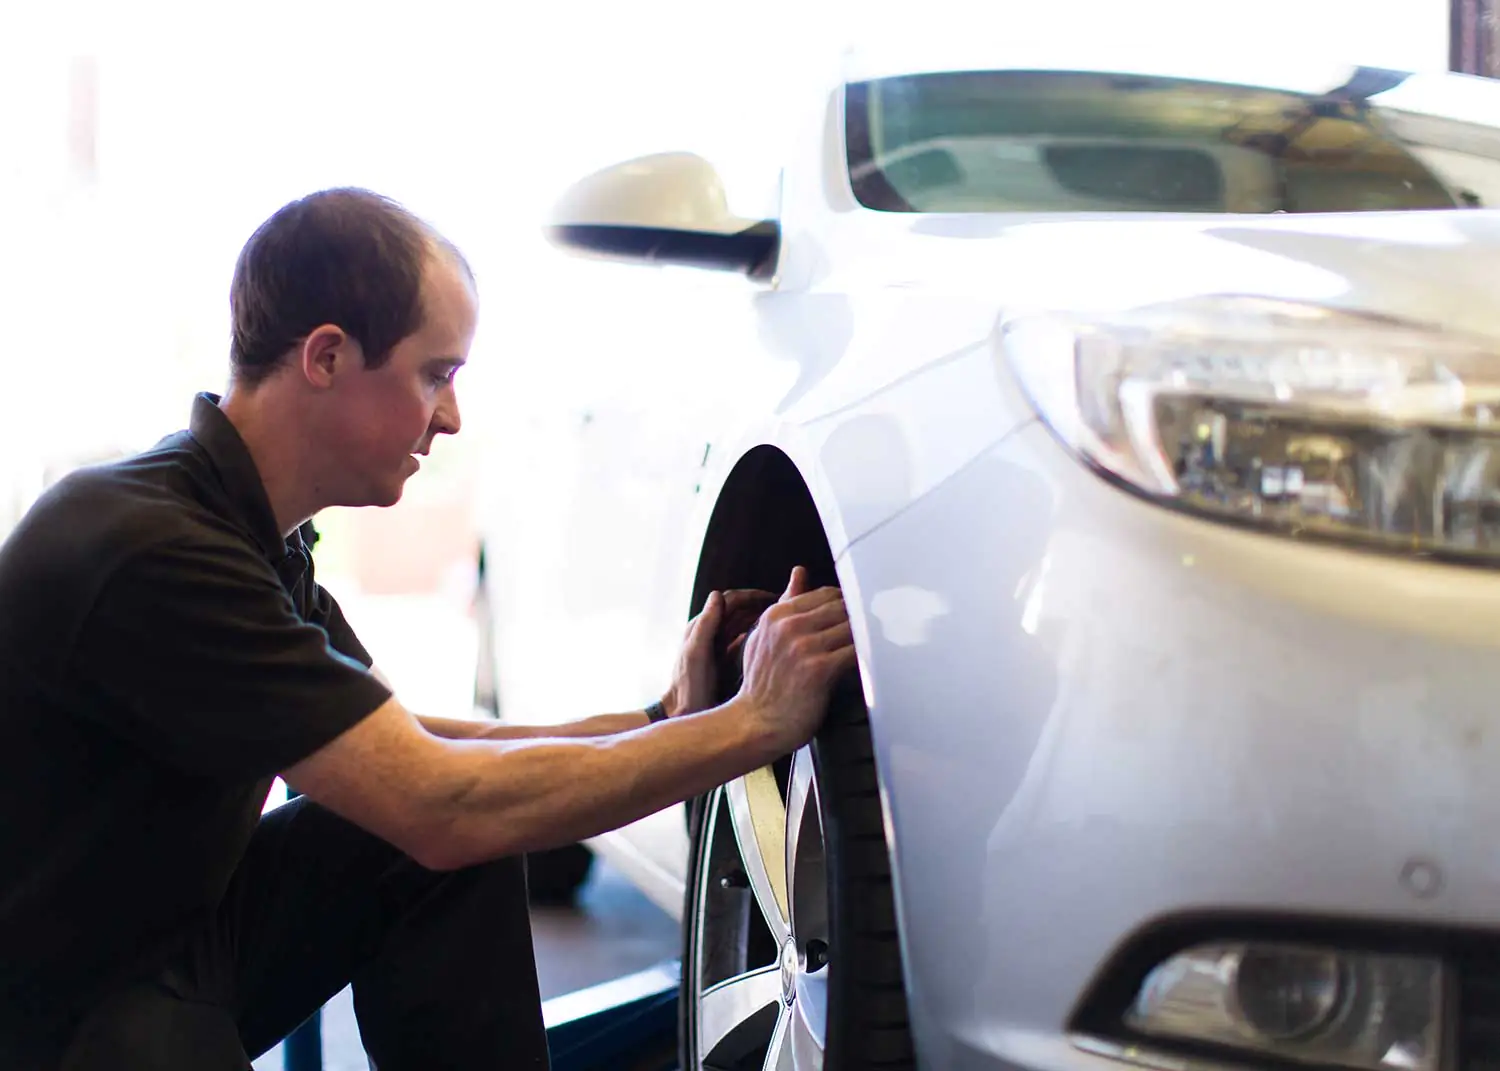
[790,597,850,634]
[810,620,855,653]
[766,585,845,623]
[781,566,808,601]
[825,642,859,675]
[762,589,848,637]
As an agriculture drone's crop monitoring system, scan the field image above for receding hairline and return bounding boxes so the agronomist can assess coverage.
[423,229,475,287]
[417,234,479,317]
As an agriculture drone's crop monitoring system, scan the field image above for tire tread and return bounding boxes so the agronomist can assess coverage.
[814,680,916,1069]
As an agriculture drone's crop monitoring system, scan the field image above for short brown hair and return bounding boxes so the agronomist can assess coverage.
[228,188,472,385]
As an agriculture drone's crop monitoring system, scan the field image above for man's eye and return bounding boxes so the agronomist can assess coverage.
[429,369,458,387]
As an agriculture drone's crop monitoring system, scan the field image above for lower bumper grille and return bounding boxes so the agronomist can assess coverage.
[1460,951,1500,1071]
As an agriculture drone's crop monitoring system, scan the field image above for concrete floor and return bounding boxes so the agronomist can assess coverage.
[252,855,681,1070]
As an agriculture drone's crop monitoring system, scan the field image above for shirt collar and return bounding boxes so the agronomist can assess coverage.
[187,392,295,561]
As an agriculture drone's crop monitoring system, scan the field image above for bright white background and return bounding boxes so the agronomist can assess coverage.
[0,0,1454,462]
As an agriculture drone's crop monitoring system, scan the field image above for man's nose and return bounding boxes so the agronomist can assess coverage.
[433,388,462,437]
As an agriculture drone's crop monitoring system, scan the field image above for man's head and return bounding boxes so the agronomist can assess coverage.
[227,188,477,510]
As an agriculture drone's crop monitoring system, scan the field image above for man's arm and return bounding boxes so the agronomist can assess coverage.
[415,710,649,741]
[284,571,853,871]
[407,588,778,743]
[285,693,781,869]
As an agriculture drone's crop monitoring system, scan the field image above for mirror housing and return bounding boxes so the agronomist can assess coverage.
[547,152,779,279]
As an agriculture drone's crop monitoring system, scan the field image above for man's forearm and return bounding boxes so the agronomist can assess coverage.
[417,711,650,741]
[425,696,782,868]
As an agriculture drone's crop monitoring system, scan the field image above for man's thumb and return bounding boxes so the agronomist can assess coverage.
[782,566,807,601]
[690,592,723,646]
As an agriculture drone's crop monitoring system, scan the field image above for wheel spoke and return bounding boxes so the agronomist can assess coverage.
[726,766,790,944]
[792,970,829,1059]
[699,966,782,1066]
[763,1006,794,1071]
[783,748,826,946]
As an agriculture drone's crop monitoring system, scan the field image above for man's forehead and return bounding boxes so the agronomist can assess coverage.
[423,249,478,305]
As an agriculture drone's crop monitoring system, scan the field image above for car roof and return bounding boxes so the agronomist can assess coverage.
[835,1,1437,93]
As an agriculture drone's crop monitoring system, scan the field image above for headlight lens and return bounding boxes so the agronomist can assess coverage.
[1002,296,1500,559]
[1126,941,1445,1071]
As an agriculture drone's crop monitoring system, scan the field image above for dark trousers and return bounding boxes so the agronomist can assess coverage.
[57,797,550,1070]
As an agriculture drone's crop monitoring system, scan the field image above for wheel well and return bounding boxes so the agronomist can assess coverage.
[690,446,837,611]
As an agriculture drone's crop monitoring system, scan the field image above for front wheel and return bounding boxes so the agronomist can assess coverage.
[679,679,915,1070]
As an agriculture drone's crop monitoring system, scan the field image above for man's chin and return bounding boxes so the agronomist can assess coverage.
[349,477,409,510]
[329,467,414,510]
[373,480,408,508]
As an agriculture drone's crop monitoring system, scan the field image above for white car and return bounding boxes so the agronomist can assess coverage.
[478,41,1500,1071]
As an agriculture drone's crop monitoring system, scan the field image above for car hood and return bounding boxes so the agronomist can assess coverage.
[876,209,1500,343]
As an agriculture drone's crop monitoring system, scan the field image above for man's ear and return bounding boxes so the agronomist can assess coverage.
[298,325,362,388]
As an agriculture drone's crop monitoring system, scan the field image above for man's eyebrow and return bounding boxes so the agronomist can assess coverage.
[427,356,468,367]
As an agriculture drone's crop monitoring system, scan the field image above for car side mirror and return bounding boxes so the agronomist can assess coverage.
[546,152,779,279]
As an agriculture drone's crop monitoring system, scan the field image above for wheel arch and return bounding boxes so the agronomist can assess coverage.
[688,444,840,613]
[679,442,920,1070]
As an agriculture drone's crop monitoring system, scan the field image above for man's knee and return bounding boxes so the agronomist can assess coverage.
[60,981,250,1071]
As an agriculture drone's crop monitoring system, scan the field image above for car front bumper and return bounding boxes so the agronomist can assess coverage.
[838,419,1500,1071]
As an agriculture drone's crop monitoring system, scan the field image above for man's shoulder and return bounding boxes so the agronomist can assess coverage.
[0,436,249,651]
[17,435,221,560]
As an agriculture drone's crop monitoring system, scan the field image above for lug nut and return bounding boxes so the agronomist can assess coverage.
[718,870,749,890]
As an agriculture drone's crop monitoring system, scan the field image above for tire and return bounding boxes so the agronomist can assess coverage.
[679,672,915,1070]
[525,842,597,906]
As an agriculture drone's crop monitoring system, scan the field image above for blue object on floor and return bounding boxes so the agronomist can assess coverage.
[279,785,325,1071]
[282,1009,321,1071]
[543,959,681,1071]
[277,958,681,1070]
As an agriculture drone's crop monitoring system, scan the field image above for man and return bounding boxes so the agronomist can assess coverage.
[0,189,856,1069]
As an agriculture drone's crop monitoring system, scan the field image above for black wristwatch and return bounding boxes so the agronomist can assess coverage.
[645,700,669,724]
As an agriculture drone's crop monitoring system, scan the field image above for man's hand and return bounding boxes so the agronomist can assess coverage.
[662,588,779,717]
[286,567,858,870]
[736,567,857,752]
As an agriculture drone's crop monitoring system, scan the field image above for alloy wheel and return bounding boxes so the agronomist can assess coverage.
[692,748,829,1071]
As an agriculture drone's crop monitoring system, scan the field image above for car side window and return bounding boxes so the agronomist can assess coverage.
[846,69,1500,215]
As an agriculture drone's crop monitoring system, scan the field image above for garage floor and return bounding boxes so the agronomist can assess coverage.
[252,857,681,1070]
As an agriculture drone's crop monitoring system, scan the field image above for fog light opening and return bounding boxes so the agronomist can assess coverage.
[1229,946,1349,1043]
[1124,941,1444,1071]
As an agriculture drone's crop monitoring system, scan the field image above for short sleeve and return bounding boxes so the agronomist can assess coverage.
[305,584,376,669]
[295,519,375,670]
[69,534,393,780]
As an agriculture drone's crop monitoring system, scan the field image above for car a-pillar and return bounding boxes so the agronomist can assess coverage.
[679,445,917,1070]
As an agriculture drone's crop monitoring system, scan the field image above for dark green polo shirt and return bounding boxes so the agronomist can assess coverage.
[0,393,392,1064]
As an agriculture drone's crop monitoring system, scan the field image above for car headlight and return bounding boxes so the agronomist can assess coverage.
[1001,296,1500,560]
[1125,941,1446,1071]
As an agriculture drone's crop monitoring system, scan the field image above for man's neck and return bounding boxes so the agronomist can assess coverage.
[218,385,321,538]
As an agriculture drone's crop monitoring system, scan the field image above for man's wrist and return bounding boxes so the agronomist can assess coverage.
[718,694,794,764]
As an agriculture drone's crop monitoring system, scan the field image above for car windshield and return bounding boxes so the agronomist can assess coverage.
[845,69,1500,215]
